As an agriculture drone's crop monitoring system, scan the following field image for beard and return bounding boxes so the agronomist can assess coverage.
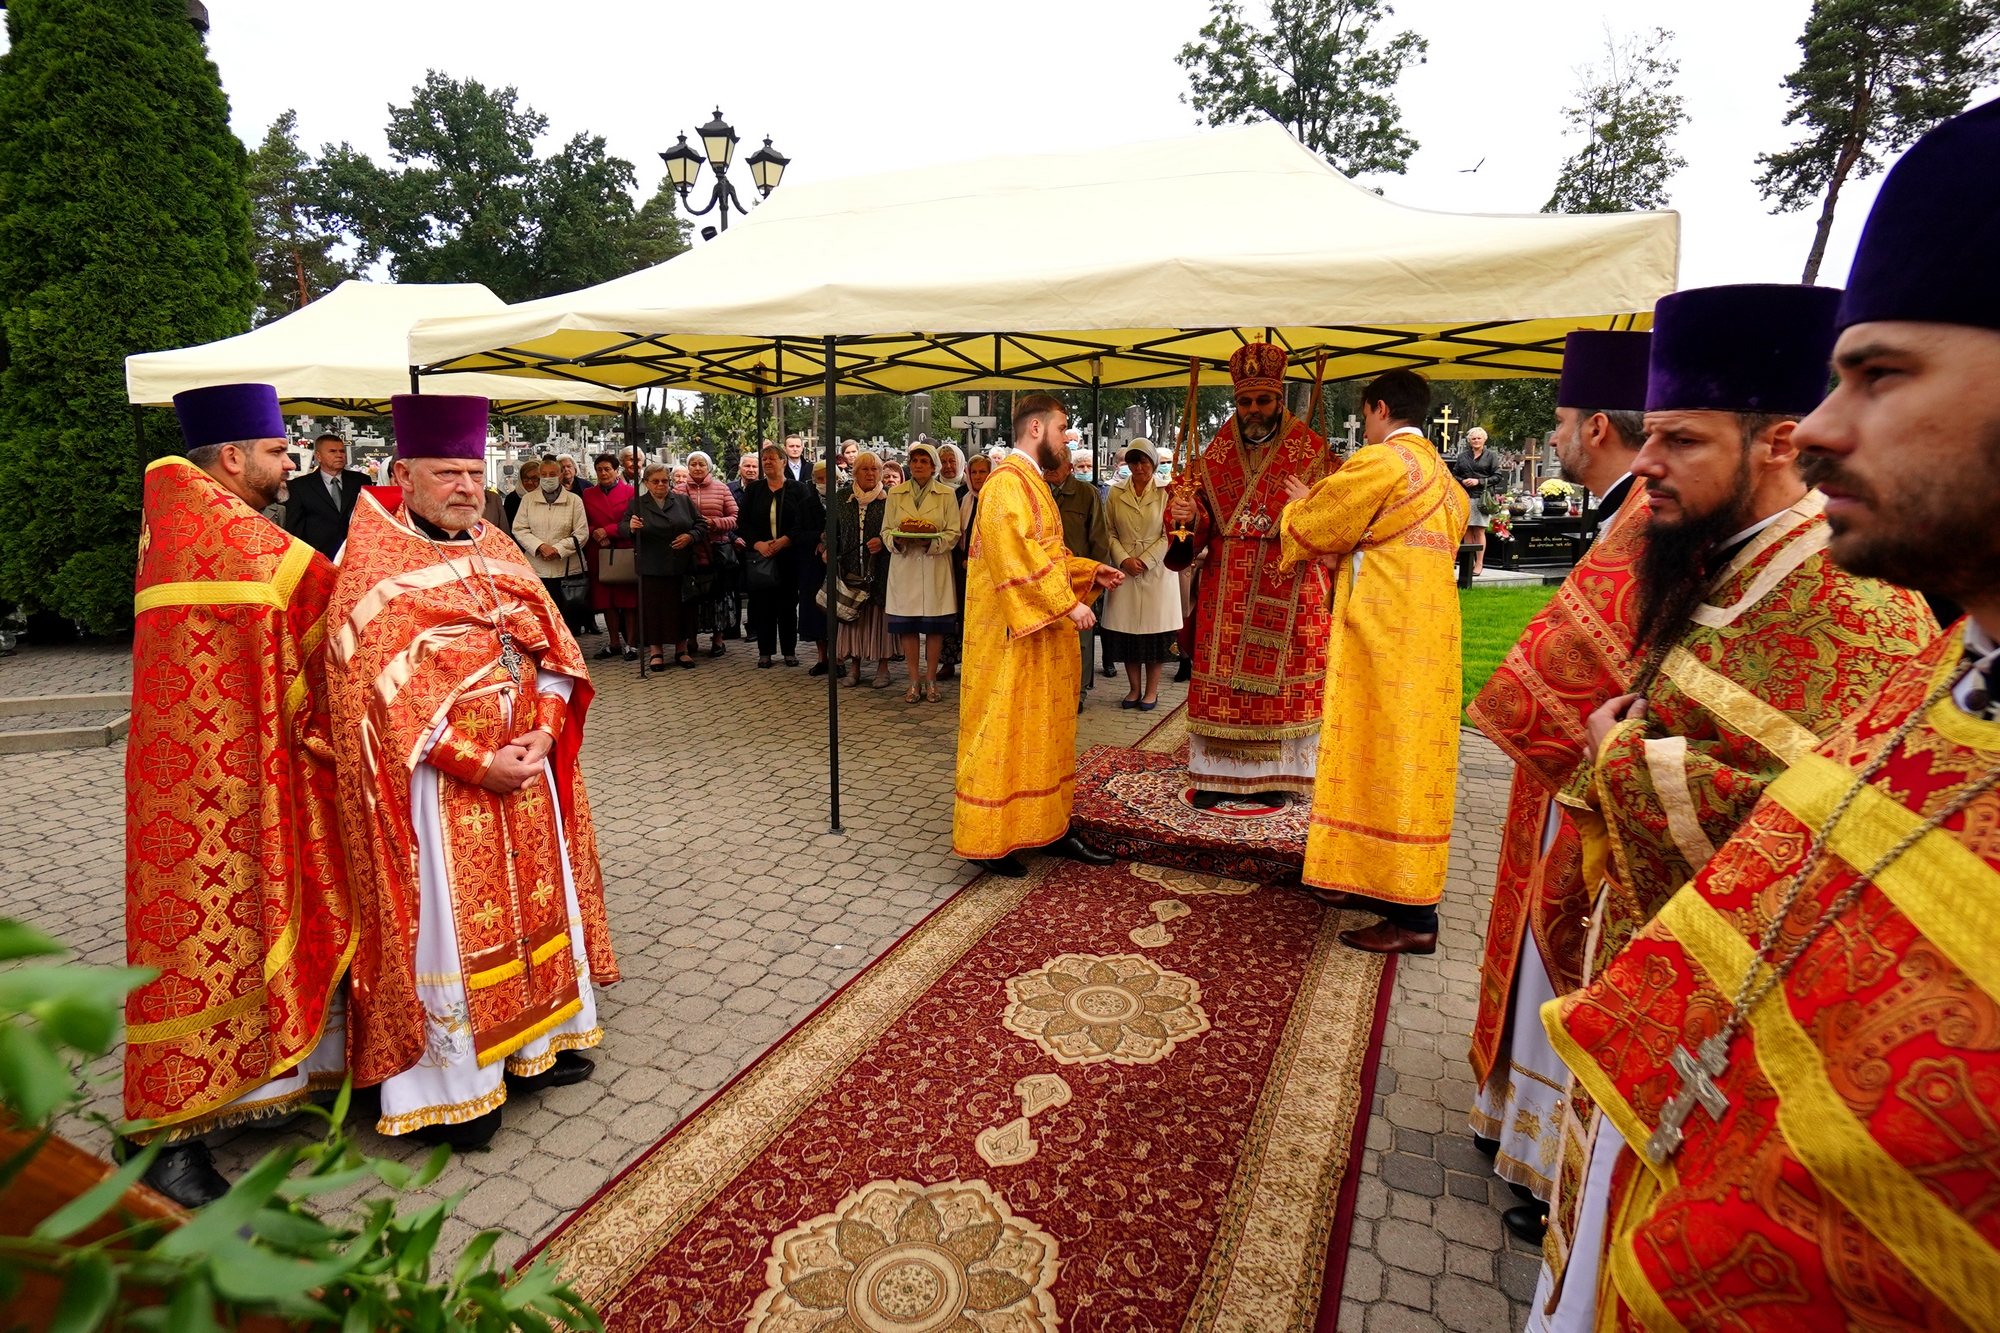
[244,456,287,511]
[1028,433,1067,471]
[1238,406,1281,444]
[1800,421,2000,602]
[1632,453,1755,655]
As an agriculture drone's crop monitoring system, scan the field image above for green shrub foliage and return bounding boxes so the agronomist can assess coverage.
[0,0,256,632]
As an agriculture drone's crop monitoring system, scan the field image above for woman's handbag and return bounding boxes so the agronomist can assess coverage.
[708,536,739,570]
[746,550,782,591]
[558,555,591,613]
[816,569,869,623]
[597,545,638,584]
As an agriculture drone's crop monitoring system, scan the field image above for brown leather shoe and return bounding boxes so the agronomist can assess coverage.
[1303,887,1359,910]
[1339,921,1438,954]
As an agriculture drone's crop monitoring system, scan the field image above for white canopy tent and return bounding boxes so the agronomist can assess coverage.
[127,281,633,415]
[407,122,1679,397]
[404,123,1681,833]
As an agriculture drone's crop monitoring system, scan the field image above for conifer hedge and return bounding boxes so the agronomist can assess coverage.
[0,0,255,631]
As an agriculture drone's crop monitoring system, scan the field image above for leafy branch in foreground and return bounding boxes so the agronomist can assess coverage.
[0,918,601,1333]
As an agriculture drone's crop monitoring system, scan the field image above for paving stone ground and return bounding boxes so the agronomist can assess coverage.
[1,632,1528,1330]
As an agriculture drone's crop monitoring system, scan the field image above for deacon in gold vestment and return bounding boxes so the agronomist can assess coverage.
[122,383,352,1209]
[954,395,1123,876]
[328,395,616,1148]
[1278,370,1467,955]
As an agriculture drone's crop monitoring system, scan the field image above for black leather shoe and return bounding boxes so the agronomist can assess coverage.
[410,1106,502,1150]
[1339,921,1439,955]
[505,1049,596,1096]
[1191,789,1231,810]
[1503,1203,1548,1245]
[936,662,955,680]
[1174,658,1192,683]
[1473,1135,1500,1156]
[137,1139,231,1209]
[1251,791,1290,807]
[1043,834,1114,866]
[808,661,829,676]
[1509,1181,1537,1202]
[975,855,1028,877]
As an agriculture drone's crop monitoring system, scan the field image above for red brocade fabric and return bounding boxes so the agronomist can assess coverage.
[538,860,1391,1332]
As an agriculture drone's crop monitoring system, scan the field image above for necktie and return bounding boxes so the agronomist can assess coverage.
[327,472,342,507]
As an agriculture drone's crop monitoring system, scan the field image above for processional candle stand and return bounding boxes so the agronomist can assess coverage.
[1167,359,1204,543]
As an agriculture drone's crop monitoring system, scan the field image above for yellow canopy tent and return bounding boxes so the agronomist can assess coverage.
[406,123,1677,397]
[127,280,633,415]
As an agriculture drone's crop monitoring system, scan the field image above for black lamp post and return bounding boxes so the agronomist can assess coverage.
[659,108,790,235]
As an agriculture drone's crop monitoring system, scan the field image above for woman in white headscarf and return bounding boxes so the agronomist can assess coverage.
[881,441,962,703]
[831,451,894,687]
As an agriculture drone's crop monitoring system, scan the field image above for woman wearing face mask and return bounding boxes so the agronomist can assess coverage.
[512,457,591,630]
[831,451,893,688]
[584,452,639,661]
[934,444,969,680]
[679,451,739,656]
[881,442,962,703]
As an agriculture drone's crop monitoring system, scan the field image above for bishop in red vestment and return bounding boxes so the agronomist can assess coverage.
[1166,342,1337,804]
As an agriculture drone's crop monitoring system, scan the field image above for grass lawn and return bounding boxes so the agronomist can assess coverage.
[1460,584,1558,711]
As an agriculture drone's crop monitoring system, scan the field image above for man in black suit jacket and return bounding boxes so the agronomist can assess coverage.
[283,433,371,557]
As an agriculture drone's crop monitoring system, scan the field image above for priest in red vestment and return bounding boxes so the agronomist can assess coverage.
[327,395,617,1148]
[1463,331,1650,1237]
[122,383,352,1207]
[1165,342,1337,806]
[1534,104,2000,1329]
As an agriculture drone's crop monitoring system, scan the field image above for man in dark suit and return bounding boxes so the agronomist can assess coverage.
[284,432,370,557]
[781,433,809,482]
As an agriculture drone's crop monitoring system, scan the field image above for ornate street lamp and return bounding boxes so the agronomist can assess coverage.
[660,108,788,235]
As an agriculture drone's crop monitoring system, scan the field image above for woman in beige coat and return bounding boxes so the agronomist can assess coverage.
[1100,445,1182,709]
[882,442,962,702]
[511,470,592,635]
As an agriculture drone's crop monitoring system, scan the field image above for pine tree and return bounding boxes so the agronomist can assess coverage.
[247,110,353,325]
[0,0,256,631]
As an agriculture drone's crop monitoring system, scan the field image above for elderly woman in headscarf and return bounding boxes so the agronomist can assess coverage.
[881,441,962,703]
[626,461,707,669]
[830,450,893,688]
[678,450,739,657]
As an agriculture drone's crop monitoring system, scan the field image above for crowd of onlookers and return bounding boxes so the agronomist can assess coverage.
[272,427,1194,703]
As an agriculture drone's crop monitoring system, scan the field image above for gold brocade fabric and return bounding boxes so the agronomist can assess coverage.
[1585,494,1935,963]
[1545,631,2000,1333]
[326,493,616,1086]
[123,459,353,1136]
[953,453,1103,860]
[1279,436,1468,905]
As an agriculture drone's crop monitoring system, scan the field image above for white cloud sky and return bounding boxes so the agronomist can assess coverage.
[20,1,1992,293]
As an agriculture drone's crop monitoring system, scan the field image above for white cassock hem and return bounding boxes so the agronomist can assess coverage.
[1187,732,1319,793]
[376,669,600,1136]
[1526,1118,1625,1333]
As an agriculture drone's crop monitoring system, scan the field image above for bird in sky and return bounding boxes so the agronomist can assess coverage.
[1460,157,1485,174]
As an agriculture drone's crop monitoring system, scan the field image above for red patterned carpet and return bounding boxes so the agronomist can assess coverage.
[1069,705,1310,883]
[537,858,1392,1333]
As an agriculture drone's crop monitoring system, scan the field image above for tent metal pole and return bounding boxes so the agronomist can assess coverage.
[823,336,843,835]
[630,401,646,681]
[1090,371,1102,481]
[408,367,420,394]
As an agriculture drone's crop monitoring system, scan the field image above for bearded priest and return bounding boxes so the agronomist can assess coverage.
[1164,343,1338,808]
[953,394,1123,876]
[1535,98,2000,1333]
[1278,369,1468,954]
[121,383,352,1207]
[327,394,617,1148]
[1461,331,1650,1242]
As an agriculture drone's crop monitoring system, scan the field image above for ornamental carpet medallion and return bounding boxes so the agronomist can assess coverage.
[534,858,1393,1333]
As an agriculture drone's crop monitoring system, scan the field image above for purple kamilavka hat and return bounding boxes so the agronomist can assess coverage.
[1645,284,1842,415]
[173,383,285,449]
[1557,331,1651,410]
[391,394,489,460]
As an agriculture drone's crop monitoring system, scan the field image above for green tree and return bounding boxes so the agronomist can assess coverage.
[1757,0,2000,284]
[247,109,355,325]
[625,178,691,272]
[311,71,642,302]
[1545,28,1688,213]
[1178,0,1429,178]
[0,0,256,632]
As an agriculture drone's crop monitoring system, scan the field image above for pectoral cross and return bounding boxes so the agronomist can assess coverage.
[1644,1037,1731,1165]
[1433,406,1457,449]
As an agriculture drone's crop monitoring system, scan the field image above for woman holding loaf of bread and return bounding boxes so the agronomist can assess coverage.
[882,441,962,703]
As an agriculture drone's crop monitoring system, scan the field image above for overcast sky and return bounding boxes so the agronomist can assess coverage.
[19,1,1991,292]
